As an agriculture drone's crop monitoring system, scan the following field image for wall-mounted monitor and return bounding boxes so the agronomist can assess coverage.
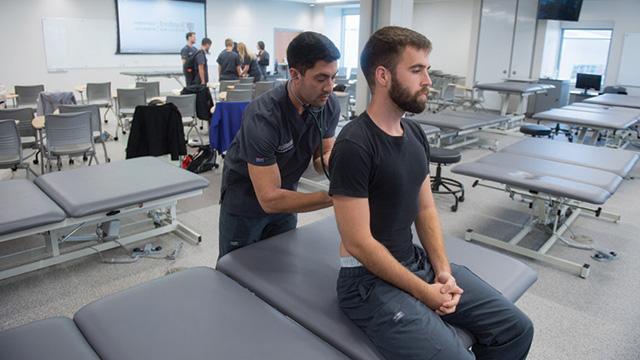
[116,0,206,54]
[537,0,583,21]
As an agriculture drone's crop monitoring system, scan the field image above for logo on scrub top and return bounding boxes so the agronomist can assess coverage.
[277,140,294,153]
[255,157,265,163]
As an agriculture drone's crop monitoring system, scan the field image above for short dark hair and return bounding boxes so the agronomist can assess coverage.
[258,41,265,50]
[201,37,212,46]
[360,26,432,89]
[287,32,340,75]
[186,32,195,40]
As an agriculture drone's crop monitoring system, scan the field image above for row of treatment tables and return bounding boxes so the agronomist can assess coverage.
[407,80,559,148]
[533,94,640,148]
[0,157,539,359]
[406,93,640,278]
[411,85,640,150]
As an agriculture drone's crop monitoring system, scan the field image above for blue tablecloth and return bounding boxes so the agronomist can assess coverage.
[210,101,249,153]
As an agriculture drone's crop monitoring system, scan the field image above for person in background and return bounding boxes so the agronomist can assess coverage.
[181,32,197,85]
[217,38,242,81]
[256,41,270,79]
[237,42,262,82]
[194,38,212,86]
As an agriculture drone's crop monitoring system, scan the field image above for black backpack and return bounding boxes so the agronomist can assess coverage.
[186,146,217,173]
[184,49,203,84]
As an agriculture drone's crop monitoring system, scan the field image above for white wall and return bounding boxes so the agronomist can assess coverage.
[322,6,344,55]
[207,0,316,72]
[532,0,640,95]
[0,0,327,92]
[412,0,477,82]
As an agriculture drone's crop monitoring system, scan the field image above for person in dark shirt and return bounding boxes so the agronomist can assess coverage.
[193,38,212,85]
[217,32,341,259]
[181,32,197,85]
[217,38,242,81]
[237,42,261,82]
[256,41,270,79]
[329,26,534,360]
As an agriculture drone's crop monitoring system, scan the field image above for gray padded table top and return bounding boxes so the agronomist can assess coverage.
[34,157,209,217]
[0,180,66,236]
[407,110,508,131]
[501,138,639,177]
[475,81,554,93]
[584,94,640,109]
[74,267,348,360]
[452,154,613,204]
[217,216,537,360]
[0,317,100,360]
[533,108,638,130]
[566,103,640,115]
[460,152,623,194]
[120,70,183,77]
[420,123,441,136]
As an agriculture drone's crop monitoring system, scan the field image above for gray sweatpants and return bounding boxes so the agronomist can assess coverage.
[337,246,534,360]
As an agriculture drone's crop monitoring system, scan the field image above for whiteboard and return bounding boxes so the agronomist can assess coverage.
[42,17,180,71]
[618,33,640,87]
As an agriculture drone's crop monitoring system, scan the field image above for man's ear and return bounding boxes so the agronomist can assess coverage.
[375,66,390,88]
[289,68,301,80]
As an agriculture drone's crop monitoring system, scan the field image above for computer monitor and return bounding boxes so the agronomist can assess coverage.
[575,73,602,94]
[537,0,583,21]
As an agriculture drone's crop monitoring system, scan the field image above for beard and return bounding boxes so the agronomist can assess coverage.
[389,75,428,114]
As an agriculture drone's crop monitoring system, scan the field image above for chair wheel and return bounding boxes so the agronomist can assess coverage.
[451,204,458,212]
[114,136,119,141]
[200,126,204,130]
[69,159,74,165]
[82,156,88,162]
[33,159,39,165]
[458,195,465,202]
[214,164,220,169]
[107,158,111,163]
[122,131,127,135]
[104,120,108,123]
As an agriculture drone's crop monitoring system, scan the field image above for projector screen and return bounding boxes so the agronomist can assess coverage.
[116,0,206,54]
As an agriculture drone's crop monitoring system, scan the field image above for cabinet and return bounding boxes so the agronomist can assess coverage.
[529,79,571,114]
[569,91,598,104]
[474,0,538,110]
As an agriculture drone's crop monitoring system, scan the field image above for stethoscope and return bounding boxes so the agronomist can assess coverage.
[288,80,331,180]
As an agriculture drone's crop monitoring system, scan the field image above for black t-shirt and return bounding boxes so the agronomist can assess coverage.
[329,112,430,262]
[250,62,261,81]
[221,82,340,217]
[242,55,261,81]
[257,50,270,66]
[193,50,208,84]
[180,45,197,61]
[217,50,241,80]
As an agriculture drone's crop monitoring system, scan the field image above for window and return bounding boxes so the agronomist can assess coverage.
[341,10,359,69]
[557,29,612,83]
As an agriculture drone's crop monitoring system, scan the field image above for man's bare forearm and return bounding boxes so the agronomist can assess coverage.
[198,64,206,84]
[260,189,332,214]
[415,206,450,275]
[313,152,330,174]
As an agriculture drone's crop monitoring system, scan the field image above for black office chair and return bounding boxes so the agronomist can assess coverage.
[430,148,464,212]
